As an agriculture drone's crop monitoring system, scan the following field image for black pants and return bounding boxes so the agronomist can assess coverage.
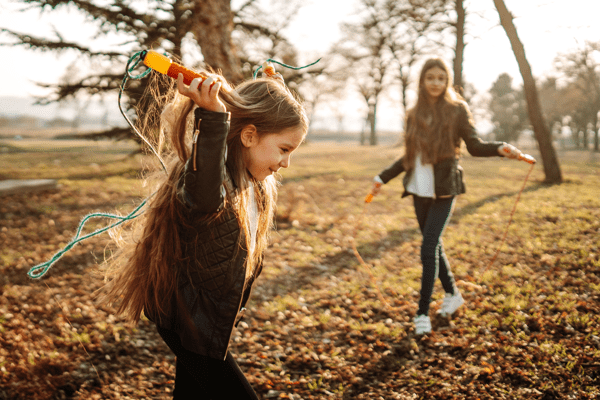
[157,327,259,400]
[413,195,458,316]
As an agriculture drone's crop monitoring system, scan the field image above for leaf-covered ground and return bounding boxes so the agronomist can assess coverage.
[1,141,599,399]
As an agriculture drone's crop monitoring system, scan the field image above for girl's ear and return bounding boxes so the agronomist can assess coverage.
[240,125,258,148]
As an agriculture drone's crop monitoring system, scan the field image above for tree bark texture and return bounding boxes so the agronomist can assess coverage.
[453,0,465,93]
[370,102,378,145]
[493,0,562,183]
[593,112,599,151]
[193,0,243,84]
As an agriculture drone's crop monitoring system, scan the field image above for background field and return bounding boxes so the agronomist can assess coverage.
[1,138,599,399]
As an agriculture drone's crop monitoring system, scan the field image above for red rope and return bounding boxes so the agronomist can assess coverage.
[479,162,535,274]
[350,202,399,311]
[351,159,536,304]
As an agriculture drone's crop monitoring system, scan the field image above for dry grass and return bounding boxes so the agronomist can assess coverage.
[1,138,599,399]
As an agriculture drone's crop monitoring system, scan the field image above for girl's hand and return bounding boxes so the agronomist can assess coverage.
[177,73,226,113]
[498,143,522,160]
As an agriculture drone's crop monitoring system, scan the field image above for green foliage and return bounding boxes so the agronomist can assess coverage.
[488,73,528,142]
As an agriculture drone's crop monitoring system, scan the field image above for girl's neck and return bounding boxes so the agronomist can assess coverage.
[427,94,441,105]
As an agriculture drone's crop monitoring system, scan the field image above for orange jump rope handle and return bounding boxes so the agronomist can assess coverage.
[263,64,277,77]
[518,153,536,164]
[502,145,536,165]
[365,183,382,203]
[142,50,208,85]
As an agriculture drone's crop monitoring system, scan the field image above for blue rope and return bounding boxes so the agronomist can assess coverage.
[27,50,166,279]
[253,58,321,79]
[27,197,152,279]
[118,51,168,174]
[28,52,318,279]
[125,50,152,80]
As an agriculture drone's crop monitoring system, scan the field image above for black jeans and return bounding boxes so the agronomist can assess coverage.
[157,327,259,400]
[413,195,458,316]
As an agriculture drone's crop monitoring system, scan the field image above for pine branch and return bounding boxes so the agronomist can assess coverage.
[33,73,128,104]
[15,0,183,39]
[233,0,259,14]
[0,28,123,57]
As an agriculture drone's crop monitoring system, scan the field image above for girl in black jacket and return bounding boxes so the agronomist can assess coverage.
[101,66,307,398]
[369,58,524,335]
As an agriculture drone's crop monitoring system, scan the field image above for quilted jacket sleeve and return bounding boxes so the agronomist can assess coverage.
[180,107,231,213]
[378,155,406,184]
[456,102,504,157]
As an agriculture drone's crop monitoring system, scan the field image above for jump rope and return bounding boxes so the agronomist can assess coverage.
[352,155,536,311]
[26,50,319,280]
[27,50,537,304]
[25,52,536,375]
[23,50,320,385]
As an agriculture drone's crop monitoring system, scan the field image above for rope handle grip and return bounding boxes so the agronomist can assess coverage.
[518,153,536,164]
[142,50,208,85]
[501,144,536,165]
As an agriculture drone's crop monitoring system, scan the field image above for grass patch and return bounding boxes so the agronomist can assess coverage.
[1,140,599,399]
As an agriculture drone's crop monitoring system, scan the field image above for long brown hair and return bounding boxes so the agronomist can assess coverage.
[403,58,466,170]
[100,71,308,324]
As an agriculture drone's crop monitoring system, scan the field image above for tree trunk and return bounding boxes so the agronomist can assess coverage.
[572,126,579,149]
[583,123,590,149]
[593,112,599,151]
[360,125,366,145]
[193,0,243,84]
[399,74,409,145]
[399,70,409,123]
[370,101,378,145]
[453,0,466,93]
[493,0,562,183]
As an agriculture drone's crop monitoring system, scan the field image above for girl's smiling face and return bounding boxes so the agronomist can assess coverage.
[423,66,448,101]
[242,125,305,181]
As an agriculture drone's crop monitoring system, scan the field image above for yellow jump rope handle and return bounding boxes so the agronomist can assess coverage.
[143,50,208,85]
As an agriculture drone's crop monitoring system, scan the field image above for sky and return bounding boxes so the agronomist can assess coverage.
[284,0,598,87]
[0,0,598,130]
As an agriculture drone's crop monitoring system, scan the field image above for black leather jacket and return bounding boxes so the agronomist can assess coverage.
[378,103,505,197]
[154,107,260,360]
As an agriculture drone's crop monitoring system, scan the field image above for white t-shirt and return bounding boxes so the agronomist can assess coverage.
[247,182,259,254]
[375,153,435,198]
[405,153,435,198]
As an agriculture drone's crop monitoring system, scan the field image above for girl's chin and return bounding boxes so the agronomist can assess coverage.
[248,171,270,181]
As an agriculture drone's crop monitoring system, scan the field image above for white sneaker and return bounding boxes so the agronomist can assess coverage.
[437,292,464,317]
[414,314,432,335]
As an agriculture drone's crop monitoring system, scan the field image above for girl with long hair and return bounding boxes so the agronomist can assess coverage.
[369,57,524,335]
[100,67,308,398]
